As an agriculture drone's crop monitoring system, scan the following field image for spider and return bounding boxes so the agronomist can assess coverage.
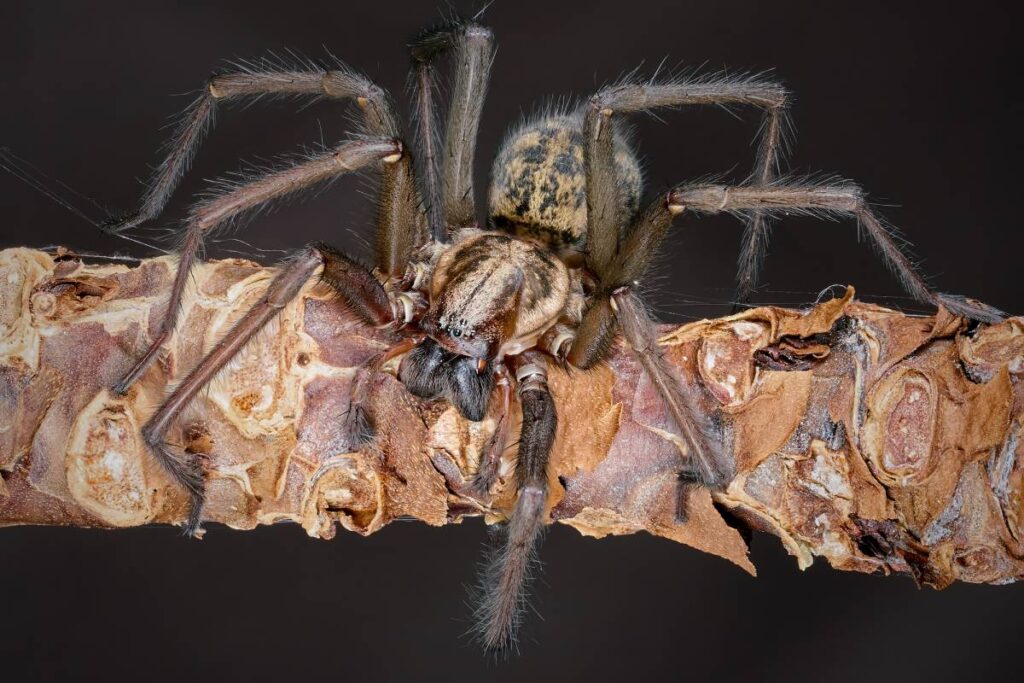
[86,16,1001,652]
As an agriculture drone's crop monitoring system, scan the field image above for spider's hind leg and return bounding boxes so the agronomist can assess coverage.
[581,74,790,291]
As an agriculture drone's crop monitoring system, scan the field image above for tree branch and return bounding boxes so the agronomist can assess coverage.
[1,248,1021,587]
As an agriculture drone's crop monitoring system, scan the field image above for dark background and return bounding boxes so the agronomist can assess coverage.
[1,1,1021,681]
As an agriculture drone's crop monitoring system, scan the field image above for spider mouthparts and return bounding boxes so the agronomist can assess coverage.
[476,358,487,375]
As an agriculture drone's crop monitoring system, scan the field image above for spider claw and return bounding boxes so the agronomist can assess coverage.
[182,494,205,538]
[100,211,142,235]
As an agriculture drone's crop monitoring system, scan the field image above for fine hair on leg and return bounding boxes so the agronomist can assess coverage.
[472,358,556,654]
[142,246,326,535]
[113,137,402,395]
[612,288,732,487]
[668,180,1007,322]
[408,58,445,241]
[582,71,790,281]
[409,18,495,230]
[105,55,408,232]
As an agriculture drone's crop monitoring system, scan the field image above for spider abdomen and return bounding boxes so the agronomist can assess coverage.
[489,114,642,254]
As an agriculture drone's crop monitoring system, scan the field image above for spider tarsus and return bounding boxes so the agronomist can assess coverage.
[343,403,377,447]
[182,494,205,538]
[674,462,730,523]
[934,292,1007,325]
[142,434,207,538]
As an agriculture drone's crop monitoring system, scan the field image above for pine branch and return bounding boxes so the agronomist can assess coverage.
[1,247,1021,587]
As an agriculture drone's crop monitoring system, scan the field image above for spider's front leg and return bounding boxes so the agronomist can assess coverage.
[475,353,556,653]
[409,19,495,232]
[568,193,734,495]
[567,285,732,496]
[142,243,396,536]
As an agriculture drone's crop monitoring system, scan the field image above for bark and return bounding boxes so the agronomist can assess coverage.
[1,247,1021,588]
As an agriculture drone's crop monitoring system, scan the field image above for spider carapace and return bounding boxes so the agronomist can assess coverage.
[86,16,1002,654]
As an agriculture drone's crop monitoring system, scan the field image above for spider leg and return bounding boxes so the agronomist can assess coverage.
[669,181,1007,322]
[475,354,556,653]
[142,243,391,535]
[612,289,732,487]
[410,20,495,230]
[105,63,424,274]
[409,59,444,241]
[113,137,401,395]
[582,75,789,283]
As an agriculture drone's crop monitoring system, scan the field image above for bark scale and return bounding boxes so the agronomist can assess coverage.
[1,248,1021,587]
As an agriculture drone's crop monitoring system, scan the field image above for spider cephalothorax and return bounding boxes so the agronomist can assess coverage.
[93,15,1003,654]
[421,230,572,359]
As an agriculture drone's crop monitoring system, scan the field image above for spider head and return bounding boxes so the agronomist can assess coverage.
[420,269,521,361]
[488,113,642,253]
[421,232,570,362]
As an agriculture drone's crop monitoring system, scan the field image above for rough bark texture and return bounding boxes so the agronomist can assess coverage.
[1,248,1021,588]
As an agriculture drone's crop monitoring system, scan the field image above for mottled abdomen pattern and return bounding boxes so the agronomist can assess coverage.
[488,114,643,250]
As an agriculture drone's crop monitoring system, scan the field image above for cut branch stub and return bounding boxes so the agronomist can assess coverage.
[1,248,1021,587]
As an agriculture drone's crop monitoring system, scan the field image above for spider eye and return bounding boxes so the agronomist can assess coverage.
[452,329,461,338]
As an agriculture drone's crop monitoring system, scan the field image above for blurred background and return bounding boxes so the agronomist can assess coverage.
[1,1,1020,680]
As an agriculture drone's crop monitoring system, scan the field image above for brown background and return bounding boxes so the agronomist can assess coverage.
[1,1,1021,680]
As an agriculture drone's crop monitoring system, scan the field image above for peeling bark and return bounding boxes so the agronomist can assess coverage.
[1,247,1021,587]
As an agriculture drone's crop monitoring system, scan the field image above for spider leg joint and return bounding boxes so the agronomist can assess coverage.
[381,139,404,164]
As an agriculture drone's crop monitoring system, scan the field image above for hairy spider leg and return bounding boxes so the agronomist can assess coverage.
[475,353,556,653]
[409,20,495,231]
[103,63,424,275]
[580,77,790,293]
[142,243,392,535]
[112,138,402,395]
[668,181,1007,322]
[614,287,732,485]
[570,81,790,490]
[410,59,444,241]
